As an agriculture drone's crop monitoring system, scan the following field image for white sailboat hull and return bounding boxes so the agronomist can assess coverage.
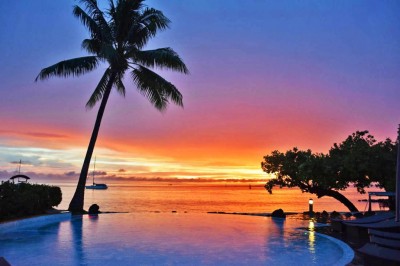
[86,183,108,189]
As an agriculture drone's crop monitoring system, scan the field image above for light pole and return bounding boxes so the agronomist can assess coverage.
[309,198,314,216]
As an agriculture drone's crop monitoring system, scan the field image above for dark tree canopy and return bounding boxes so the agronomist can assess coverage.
[262,131,397,212]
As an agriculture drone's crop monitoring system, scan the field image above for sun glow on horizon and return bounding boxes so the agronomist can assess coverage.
[0,142,270,182]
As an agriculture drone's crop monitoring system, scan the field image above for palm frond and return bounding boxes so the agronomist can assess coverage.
[76,0,112,42]
[131,66,183,111]
[111,0,143,44]
[107,0,116,16]
[35,56,99,81]
[114,72,126,97]
[126,7,170,48]
[73,6,102,39]
[140,8,170,34]
[124,21,147,49]
[86,68,111,109]
[83,38,118,60]
[82,38,101,55]
[132,48,189,74]
[79,0,107,24]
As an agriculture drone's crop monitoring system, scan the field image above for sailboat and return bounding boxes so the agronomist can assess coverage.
[85,157,108,190]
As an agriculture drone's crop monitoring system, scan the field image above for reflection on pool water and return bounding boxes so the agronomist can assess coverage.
[0,213,353,266]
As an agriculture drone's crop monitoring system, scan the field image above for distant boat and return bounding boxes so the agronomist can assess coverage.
[86,156,108,190]
[86,183,108,189]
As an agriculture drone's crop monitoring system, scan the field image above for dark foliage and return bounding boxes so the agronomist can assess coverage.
[261,130,397,212]
[0,182,62,221]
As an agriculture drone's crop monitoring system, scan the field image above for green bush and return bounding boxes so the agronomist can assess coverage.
[0,181,62,221]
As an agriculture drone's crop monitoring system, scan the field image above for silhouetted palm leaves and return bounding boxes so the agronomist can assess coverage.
[36,0,188,212]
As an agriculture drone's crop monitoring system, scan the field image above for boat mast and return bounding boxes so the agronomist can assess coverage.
[92,156,96,185]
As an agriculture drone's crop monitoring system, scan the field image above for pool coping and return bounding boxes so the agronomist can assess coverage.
[0,212,72,233]
[309,230,355,266]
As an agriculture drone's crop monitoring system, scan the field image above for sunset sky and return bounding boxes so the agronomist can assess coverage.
[0,0,399,182]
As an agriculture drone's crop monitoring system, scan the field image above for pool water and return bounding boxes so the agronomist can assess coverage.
[0,213,353,265]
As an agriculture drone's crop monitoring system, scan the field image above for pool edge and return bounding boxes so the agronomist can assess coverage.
[0,212,72,233]
[314,231,355,266]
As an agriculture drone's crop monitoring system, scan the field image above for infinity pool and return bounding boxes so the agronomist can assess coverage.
[0,213,353,265]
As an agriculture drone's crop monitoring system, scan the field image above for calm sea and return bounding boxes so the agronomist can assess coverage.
[50,181,385,214]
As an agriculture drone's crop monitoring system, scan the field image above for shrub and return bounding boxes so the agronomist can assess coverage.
[0,181,62,221]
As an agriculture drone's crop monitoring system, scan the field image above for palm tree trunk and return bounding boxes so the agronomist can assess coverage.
[68,72,116,213]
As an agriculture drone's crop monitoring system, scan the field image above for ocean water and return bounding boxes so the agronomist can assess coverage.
[52,181,384,214]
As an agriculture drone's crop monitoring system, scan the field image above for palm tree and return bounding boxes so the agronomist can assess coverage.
[36,0,188,213]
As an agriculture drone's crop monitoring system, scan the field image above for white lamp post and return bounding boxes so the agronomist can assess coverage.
[309,198,314,216]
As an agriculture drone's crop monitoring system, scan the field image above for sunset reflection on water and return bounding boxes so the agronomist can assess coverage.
[308,221,316,253]
[54,181,385,214]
